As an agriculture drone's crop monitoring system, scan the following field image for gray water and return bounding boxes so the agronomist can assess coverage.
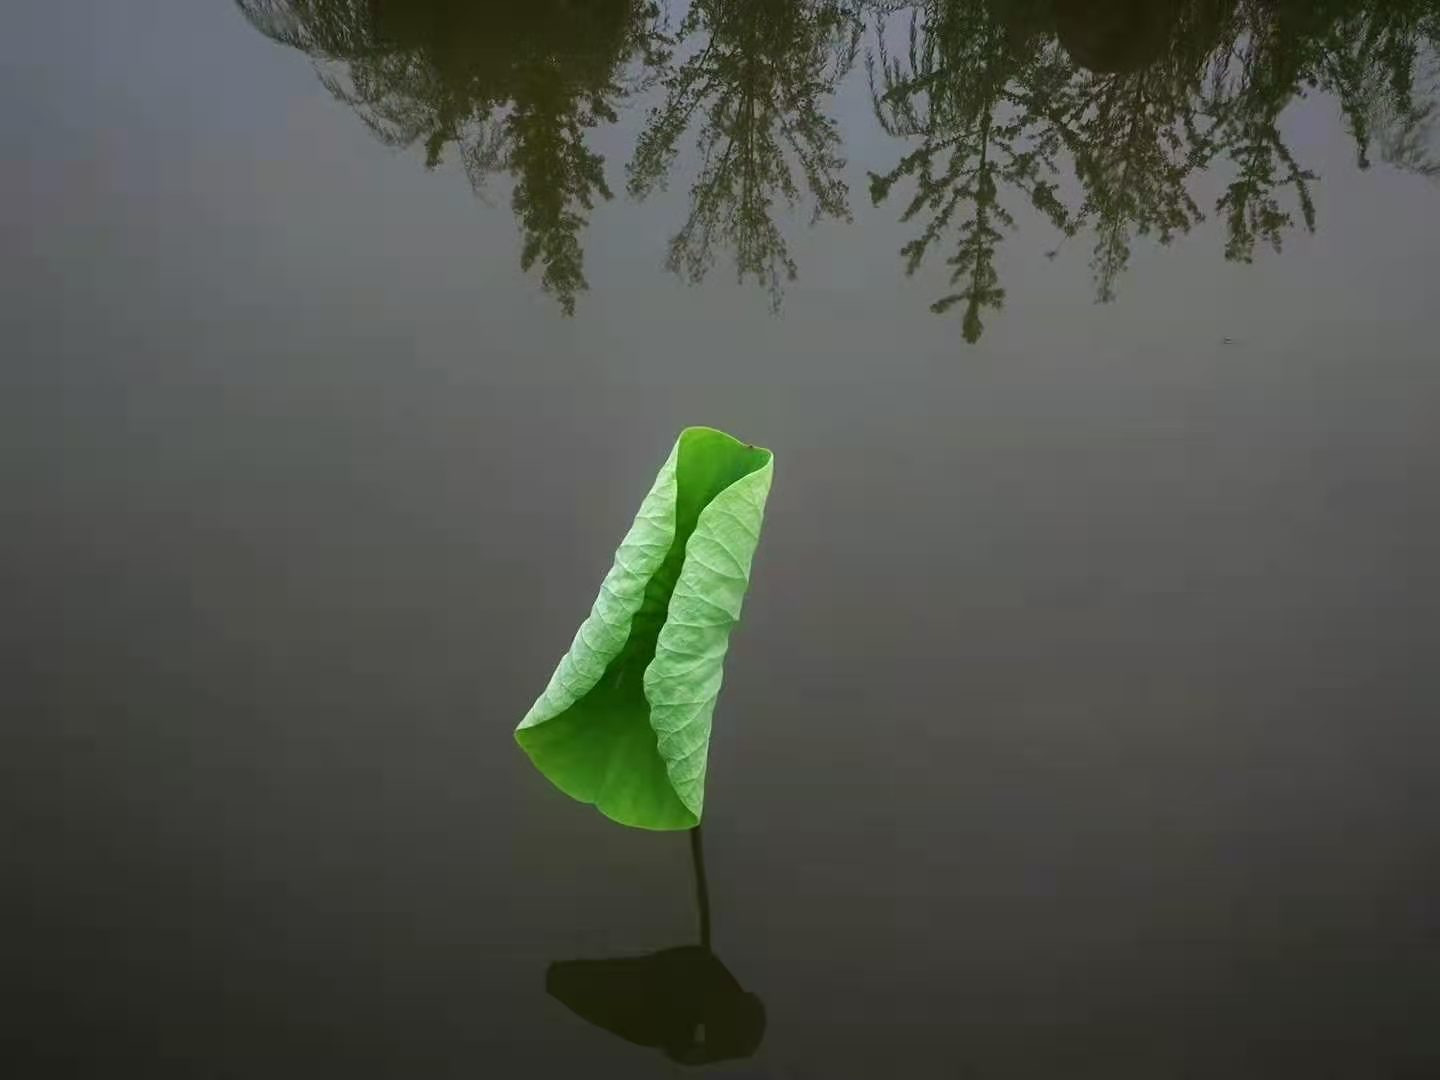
[5,1,1440,1076]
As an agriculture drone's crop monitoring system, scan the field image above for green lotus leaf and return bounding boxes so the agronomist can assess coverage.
[516,427,774,830]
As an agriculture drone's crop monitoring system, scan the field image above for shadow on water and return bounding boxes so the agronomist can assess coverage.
[547,947,765,1064]
[238,0,1440,338]
[545,827,766,1066]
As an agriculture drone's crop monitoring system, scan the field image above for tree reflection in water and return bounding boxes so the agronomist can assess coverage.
[238,0,1440,337]
[869,0,1440,338]
[238,0,665,314]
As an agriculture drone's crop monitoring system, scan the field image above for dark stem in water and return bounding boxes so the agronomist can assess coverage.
[690,825,712,951]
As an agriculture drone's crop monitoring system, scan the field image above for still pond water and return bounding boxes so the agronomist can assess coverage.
[6,0,1440,1076]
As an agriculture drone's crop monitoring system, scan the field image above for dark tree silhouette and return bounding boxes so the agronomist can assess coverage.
[627,0,861,310]
[238,0,1440,334]
[237,0,664,314]
[869,0,1078,341]
[868,0,1440,339]
[1204,0,1440,261]
[1044,1,1228,299]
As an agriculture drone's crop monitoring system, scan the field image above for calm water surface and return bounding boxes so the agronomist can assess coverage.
[5,1,1440,1076]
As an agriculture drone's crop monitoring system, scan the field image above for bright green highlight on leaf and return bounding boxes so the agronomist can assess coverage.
[516,427,774,830]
